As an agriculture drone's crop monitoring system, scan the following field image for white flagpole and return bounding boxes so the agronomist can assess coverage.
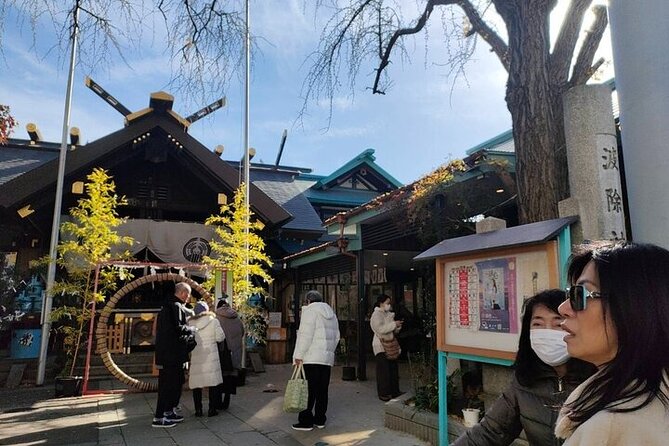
[36,3,80,385]
[241,0,251,370]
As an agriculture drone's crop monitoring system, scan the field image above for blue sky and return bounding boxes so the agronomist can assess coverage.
[0,1,611,185]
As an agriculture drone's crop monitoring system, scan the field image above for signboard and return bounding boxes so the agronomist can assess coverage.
[268,312,282,328]
[437,242,558,360]
[214,269,232,301]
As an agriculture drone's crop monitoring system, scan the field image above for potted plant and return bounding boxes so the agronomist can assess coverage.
[36,169,134,395]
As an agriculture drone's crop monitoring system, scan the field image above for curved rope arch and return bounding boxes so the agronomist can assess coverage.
[95,273,213,392]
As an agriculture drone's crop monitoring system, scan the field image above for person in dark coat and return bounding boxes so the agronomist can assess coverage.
[152,282,196,428]
[214,298,245,410]
[452,289,596,446]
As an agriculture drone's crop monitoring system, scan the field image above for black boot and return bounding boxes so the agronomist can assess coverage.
[193,388,203,417]
[222,393,230,410]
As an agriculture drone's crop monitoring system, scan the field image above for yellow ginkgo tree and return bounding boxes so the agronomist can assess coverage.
[41,168,134,376]
[204,184,272,345]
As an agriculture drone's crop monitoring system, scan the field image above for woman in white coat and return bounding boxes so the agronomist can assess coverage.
[370,294,403,401]
[188,301,224,417]
[291,290,340,431]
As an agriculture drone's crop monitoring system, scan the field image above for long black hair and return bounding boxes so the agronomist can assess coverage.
[514,289,594,386]
[564,241,669,426]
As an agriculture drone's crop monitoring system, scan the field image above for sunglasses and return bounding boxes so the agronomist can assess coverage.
[565,285,603,311]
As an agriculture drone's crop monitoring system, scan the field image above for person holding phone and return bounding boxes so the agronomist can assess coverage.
[370,294,404,401]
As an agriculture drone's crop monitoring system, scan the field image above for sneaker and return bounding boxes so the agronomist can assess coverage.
[292,423,314,431]
[164,411,184,423]
[173,405,183,416]
[152,417,176,428]
[314,423,326,429]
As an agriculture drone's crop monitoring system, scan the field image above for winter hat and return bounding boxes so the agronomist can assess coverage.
[194,301,209,315]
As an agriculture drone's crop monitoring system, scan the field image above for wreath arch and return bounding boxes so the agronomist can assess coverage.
[94,272,212,392]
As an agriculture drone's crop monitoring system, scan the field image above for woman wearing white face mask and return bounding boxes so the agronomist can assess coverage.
[452,289,596,446]
[370,294,404,401]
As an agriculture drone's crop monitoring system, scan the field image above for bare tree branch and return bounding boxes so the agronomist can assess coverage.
[371,0,438,94]
[1,0,144,73]
[299,0,396,127]
[158,0,247,105]
[550,0,592,84]
[569,4,608,86]
[458,0,508,71]
[372,0,507,94]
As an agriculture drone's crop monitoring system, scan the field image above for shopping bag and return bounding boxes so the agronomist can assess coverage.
[283,363,308,413]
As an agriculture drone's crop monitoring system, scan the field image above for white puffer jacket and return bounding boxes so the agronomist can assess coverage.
[188,312,224,389]
[293,302,340,366]
[370,306,400,356]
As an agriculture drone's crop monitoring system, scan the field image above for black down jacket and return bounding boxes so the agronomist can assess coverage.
[452,367,584,446]
[154,295,192,367]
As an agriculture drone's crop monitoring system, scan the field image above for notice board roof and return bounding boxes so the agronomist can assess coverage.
[414,216,577,261]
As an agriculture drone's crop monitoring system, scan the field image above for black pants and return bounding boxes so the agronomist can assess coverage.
[375,353,400,398]
[298,364,331,426]
[155,366,185,418]
[192,386,217,412]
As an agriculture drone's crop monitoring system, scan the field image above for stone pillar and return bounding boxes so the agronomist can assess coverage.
[609,1,669,247]
[559,84,626,242]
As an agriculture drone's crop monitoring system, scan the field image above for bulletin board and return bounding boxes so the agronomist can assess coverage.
[437,242,559,360]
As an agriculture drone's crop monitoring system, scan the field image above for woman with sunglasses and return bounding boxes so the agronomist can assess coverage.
[453,290,595,446]
[555,241,669,445]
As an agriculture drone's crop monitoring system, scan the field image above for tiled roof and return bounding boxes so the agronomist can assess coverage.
[312,148,402,189]
[322,151,516,227]
[414,216,577,261]
[304,187,379,206]
[276,234,338,255]
[0,143,59,185]
[251,170,324,233]
[0,110,292,227]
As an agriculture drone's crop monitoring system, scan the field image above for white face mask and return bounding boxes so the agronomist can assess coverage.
[384,303,391,311]
[530,329,570,366]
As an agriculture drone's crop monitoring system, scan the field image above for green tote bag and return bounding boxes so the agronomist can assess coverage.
[283,363,309,413]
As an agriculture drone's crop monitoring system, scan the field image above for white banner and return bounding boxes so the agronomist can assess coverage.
[115,219,217,264]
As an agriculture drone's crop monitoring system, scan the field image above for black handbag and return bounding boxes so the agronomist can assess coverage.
[181,332,197,353]
[219,339,234,372]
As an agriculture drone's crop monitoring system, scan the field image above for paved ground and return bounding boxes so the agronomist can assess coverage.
[0,363,428,446]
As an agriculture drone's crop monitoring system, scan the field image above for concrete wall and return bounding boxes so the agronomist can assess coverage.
[609,0,669,246]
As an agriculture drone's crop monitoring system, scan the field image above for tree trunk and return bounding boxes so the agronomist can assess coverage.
[498,1,570,224]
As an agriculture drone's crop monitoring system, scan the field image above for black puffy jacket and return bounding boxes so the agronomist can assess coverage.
[452,366,586,446]
[154,296,192,367]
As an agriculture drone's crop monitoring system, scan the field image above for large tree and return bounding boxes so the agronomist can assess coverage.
[303,0,608,223]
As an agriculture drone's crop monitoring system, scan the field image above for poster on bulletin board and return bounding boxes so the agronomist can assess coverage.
[438,242,559,360]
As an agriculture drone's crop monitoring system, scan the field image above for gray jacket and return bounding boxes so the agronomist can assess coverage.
[452,367,584,446]
[215,305,245,369]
